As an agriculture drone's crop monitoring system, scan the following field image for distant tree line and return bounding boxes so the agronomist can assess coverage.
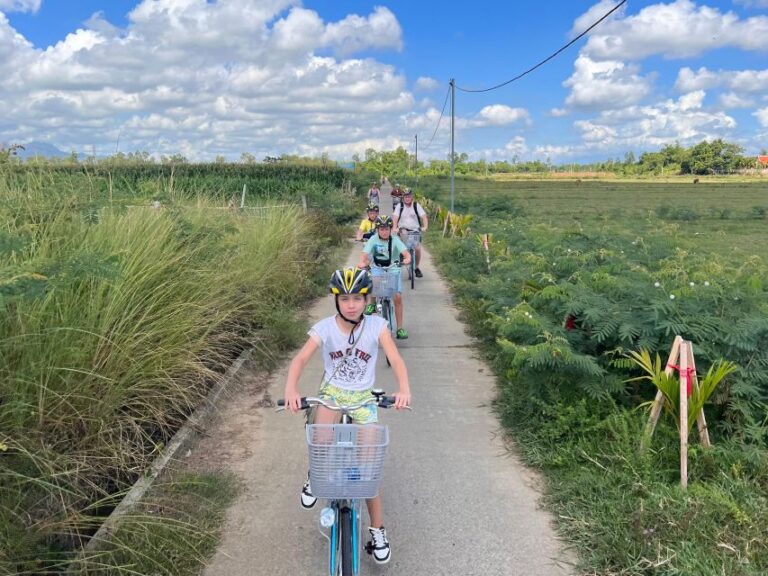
[352,139,768,178]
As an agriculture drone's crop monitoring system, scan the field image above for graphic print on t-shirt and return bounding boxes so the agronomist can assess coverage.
[328,348,372,385]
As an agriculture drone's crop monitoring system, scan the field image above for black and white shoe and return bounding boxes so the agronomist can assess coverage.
[366,526,391,564]
[300,477,317,509]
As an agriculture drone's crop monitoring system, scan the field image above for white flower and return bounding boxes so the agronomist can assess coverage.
[704,281,710,287]
[689,282,695,287]
[670,294,676,300]
[654,282,661,288]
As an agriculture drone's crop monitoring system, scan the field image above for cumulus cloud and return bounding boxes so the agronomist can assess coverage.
[572,91,737,151]
[0,0,413,159]
[564,55,651,109]
[0,0,40,13]
[403,104,528,132]
[719,92,754,109]
[473,105,529,127]
[755,107,768,127]
[414,76,439,92]
[580,0,768,61]
[675,66,768,94]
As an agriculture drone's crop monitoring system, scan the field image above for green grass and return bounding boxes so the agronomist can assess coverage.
[424,175,768,575]
[0,170,351,573]
[72,471,240,576]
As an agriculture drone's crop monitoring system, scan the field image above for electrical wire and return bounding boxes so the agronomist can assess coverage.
[456,0,627,93]
[421,84,451,150]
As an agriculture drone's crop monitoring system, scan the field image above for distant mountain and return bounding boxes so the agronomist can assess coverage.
[13,141,71,160]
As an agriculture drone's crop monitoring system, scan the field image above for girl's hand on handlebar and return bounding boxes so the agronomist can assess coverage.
[393,390,411,410]
[284,389,302,413]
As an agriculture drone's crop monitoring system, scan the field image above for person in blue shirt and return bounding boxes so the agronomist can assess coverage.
[358,216,411,339]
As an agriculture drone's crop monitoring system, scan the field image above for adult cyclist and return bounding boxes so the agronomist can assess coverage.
[392,188,428,278]
[390,183,404,212]
[359,216,411,339]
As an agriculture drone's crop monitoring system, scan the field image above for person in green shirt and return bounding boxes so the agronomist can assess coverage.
[358,216,411,339]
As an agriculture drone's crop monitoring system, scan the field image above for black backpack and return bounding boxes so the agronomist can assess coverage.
[396,201,423,228]
[372,236,394,267]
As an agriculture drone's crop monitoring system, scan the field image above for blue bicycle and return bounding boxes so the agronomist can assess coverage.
[277,391,399,575]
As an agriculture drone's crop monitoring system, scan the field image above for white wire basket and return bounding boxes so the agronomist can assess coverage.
[307,424,389,499]
[370,266,400,299]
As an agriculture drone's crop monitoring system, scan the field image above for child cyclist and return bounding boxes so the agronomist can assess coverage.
[355,203,380,242]
[283,267,411,565]
[359,216,411,339]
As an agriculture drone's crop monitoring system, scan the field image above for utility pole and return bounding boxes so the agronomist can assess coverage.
[414,134,418,185]
[450,78,455,213]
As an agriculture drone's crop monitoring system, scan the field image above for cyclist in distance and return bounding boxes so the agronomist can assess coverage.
[390,183,404,212]
[393,188,428,278]
[356,203,380,242]
[359,216,411,339]
[367,182,380,208]
[283,267,411,564]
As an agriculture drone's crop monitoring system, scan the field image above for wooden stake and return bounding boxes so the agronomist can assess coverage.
[687,343,711,448]
[679,341,689,490]
[642,335,683,446]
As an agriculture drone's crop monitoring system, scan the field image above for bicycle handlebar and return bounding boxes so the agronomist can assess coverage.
[276,394,407,412]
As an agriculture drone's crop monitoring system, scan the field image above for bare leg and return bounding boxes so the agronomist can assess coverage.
[366,495,383,527]
[394,292,403,329]
[415,244,422,268]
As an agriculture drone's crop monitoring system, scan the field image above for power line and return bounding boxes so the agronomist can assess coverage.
[456,0,627,93]
[421,84,451,150]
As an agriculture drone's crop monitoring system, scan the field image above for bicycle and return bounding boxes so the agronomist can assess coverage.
[369,263,400,337]
[277,390,405,576]
[398,228,421,290]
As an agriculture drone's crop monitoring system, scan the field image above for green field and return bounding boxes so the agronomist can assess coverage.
[420,175,768,575]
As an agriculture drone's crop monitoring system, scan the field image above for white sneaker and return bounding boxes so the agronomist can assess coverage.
[300,477,317,509]
[367,526,391,564]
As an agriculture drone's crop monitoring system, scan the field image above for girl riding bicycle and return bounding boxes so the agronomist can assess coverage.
[283,267,411,565]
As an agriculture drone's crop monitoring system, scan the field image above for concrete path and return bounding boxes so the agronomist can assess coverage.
[199,203,574,575]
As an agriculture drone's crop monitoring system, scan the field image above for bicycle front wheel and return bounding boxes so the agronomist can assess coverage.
[340,506,354,576]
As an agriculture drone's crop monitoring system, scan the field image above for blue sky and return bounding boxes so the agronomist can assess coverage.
[2,0,767,163]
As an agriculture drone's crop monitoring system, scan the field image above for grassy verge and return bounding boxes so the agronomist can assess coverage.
[74,469,239,576]
[424,176,768,575]
[0,173,350,573]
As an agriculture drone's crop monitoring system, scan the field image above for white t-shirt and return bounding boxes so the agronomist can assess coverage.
[395,201,427,230]
[309,315,388,391]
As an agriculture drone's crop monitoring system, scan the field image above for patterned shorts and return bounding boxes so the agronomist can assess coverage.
[317,383,378,424]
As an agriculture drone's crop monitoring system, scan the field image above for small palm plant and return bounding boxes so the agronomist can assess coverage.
[627,348,737,434]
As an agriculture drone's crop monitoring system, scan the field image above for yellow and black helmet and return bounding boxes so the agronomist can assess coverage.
[329,267,371,295]
[375,216,393,229]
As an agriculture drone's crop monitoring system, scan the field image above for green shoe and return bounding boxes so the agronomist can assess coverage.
[396,328,408,339]
[364,303,376,315]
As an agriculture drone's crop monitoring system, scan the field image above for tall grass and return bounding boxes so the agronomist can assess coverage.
[0,181,342,573]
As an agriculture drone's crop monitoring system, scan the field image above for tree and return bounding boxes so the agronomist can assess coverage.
[240,152,257,164]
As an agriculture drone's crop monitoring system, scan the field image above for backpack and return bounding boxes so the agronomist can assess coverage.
[372,236,394,267]
[396,201,423,228]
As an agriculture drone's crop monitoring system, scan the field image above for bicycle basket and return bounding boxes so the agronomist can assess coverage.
[306,424,389,499]
[370,266,400,299]
[402,230,421,249]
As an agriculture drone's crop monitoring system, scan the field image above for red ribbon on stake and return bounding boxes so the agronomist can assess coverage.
[668,363,695,396]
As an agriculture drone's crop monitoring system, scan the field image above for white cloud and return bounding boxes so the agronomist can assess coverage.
[414,76,439,92]
[676,66,768,94]
[504,136,528,156]
[549,108,569,117]
[0,0,40,13]
[580,0,768,61]
[572,91,737,151]
[534,144,577,160]
[474,105,529,126]
[720,92,754,109]
[0,0,413,159]
[755,107,768,127]
[564,55,651,109]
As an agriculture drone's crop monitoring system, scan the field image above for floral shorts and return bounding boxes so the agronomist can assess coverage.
[317,383,378,424]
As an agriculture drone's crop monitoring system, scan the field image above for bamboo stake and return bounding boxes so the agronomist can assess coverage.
[679,341,689,490]
[642,335,683,447]
[687,343,711,448]
[442,211,450,237]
